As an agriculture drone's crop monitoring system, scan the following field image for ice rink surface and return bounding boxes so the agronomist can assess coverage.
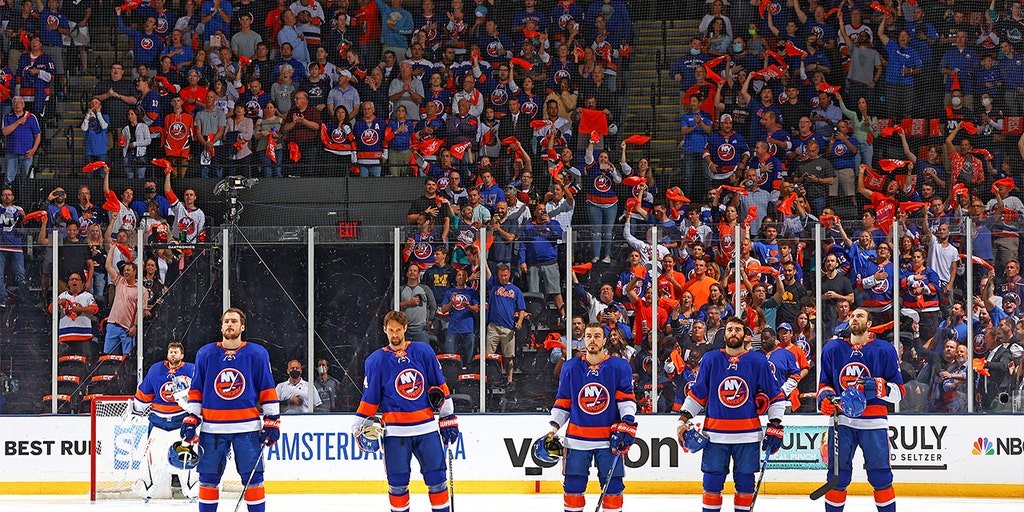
[2,494,1022,512]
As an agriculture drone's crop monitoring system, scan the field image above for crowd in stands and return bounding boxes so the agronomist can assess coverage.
[1,0,1023,414]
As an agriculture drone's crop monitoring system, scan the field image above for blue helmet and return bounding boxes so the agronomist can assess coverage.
[840,386,867,418]
[531,435,563,464]
[167,441,203,470]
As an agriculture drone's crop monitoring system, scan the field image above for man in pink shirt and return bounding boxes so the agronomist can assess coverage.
[102,241,149,354]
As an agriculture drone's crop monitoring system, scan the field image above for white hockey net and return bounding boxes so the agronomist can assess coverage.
[90,396,243,501]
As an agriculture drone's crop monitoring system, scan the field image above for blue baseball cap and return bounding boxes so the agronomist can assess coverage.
[777,322,793,332]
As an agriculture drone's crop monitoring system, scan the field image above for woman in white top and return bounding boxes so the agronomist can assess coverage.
[120,108,152,179]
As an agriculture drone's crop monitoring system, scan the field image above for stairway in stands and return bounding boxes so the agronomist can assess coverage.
[623,19,699,173]
[34,29,134,181]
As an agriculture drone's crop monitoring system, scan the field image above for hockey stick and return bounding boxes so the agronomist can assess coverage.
[809,404,841,500]
[447,444,455,512]
[593,452,623,512]
[749,447,773,512]
[232,437,268,512]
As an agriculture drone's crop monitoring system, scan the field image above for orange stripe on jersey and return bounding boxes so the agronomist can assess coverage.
[134,390,155,402]
[428,489,449,506]
[862,404,889,417]
[356,401,379,417]
[151,403,183,413]
[198,485,219,502]
[437,383,451,395]
[389,492,411,509]
[874,487,896,506]
[614,391,636,402]
[553,398,571,409]
[702,491,723,507]
[704,417,761,431]
[382,408,434,425]
[567,424,612,439]
[825,489,847,506]
[244,486,265,503]
[735,492,754,509]
[203,407,261,422]
[259,388,279,403]
[686,390,709,406]
[602,495,623,510]
[188,389,203,401]
[564,493,586,509]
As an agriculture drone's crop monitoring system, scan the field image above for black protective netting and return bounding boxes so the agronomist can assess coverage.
[2,0,1024,414]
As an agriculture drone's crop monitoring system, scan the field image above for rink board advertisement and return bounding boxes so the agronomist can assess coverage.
[0,414,1022,496]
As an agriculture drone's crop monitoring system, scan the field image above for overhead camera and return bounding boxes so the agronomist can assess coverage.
[213,176,259,195]
[214,176,259,225]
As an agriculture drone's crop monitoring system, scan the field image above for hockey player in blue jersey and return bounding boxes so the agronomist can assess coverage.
[535,322,637,512]
[131,341,198,500]
[760,328,802,411]
[816,308,904,512]
[181,308,280,512]
[676,317,786,512]
[352,310,460,512]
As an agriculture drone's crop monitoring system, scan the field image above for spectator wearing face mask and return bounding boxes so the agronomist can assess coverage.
[313,358,341,412]
[276,359,322,414]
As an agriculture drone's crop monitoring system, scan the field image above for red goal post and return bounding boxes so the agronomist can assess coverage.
[89,395,243,501]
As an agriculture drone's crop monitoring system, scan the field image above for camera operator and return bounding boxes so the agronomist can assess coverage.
[486,200,518,276]
[792,138,835,216]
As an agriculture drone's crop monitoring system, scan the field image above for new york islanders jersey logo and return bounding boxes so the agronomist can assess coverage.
[141,37,155,51]
[413,242,433,259]
[717,143,736,162]
[486,41,505,58]
[361,128,380,146]
[156,17,169,33]
[491,88,509,105]
[394,369,425,400]
[522,100,539,118]
[451,292,470,310]
[838,362,870,390]
[177,216,197,236]
[159,381,177,403]
[577,383,610,415]
[717,376,750,408]
[168,121,190,141]
[593,174,612,192]
[215,368,246,400]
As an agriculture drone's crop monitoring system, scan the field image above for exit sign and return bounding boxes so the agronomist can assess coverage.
[338,222,359,238]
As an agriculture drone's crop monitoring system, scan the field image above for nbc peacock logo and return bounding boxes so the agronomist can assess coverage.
[971,437,995,455]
